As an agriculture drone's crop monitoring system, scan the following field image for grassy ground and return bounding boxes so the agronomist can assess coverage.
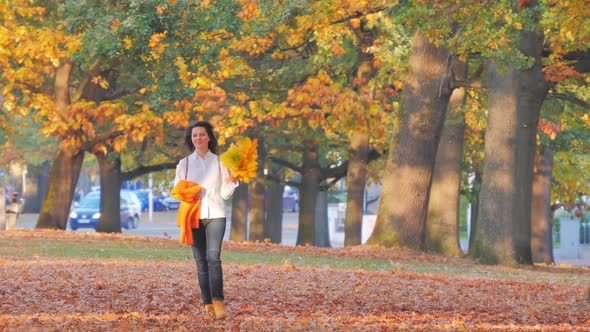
[1,229,587,283]
[1,229,589,331]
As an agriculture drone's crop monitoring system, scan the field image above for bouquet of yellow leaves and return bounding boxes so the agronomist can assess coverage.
[220,137,258,183]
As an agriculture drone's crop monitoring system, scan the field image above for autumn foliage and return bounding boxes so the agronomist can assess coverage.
[1,230,588,331]
[220,137,259,183]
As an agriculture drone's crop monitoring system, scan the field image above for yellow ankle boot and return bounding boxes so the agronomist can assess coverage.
[205,304,215,319]
[212,299,228,319]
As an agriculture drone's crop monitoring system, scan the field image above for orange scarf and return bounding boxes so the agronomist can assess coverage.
[171,180,203,245]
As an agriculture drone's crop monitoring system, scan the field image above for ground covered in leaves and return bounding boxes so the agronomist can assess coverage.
[0,230,589,331]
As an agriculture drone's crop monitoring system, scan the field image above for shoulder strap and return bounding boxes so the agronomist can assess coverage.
[185,157,189,180]
[218,155,222,187]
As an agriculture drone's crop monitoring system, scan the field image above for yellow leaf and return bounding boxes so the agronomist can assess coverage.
[220,137,258,183]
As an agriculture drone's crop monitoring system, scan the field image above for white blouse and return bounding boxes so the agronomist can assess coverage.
[174,151,238,219]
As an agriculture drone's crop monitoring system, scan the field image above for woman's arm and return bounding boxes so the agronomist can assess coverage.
[220,164,238,200]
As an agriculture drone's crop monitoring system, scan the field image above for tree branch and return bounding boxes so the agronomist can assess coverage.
[122,162,178,181]
[80,130,125,151]
[73,60,102,103]
[571,59,590,74]
[319,177,341,191]
[267,156,303,173]
[547,92,590,109]
[265,174,301,189]
[321,148,382,180]
[105,89,139,101]
[450,79,486,90]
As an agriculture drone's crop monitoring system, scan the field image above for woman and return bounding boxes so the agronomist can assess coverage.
[174,120,238,320]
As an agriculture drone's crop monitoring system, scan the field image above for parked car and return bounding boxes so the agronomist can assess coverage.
[69,195,136,230]
[162,196,180,210]
[283,186,299,212]
[70,189,141,230]
[120,189,143,219]
[134,189,166,212]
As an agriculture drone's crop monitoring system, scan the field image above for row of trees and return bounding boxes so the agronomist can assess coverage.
[1,0,589,265]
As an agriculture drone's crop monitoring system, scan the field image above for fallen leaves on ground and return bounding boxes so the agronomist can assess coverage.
[0,230,589,331]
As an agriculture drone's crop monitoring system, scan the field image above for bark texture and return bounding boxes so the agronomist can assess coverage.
[314,191,331,247]
[468,172,482,250]
[471,5,547,265]
[470,61,519,265]
[425,59,467,256]
[368,31,452,249]
[230,183,248,241]
[95,153,123,233]
[344,28,374,247]
[513,26,547,264]
[344,128,370,246]
[265,181,284,244]
[36,59,85,230]
[531,148,555,264]
[296,140,321,246]
[249,135,266,242]
[22,162,50,213]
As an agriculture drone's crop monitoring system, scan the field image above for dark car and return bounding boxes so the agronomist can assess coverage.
[135,189,166,212]
[283,186,299,212]
[162,196,180,210]
[69,195,136,230]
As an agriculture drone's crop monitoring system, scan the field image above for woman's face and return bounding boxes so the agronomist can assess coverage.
[191,126,210,153]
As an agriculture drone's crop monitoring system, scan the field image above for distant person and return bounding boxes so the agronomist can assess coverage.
[73,188,83,203]
[172,120,238,320]
[6,192,20,230]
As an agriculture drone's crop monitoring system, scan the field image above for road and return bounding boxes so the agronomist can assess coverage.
[14,210,307,247]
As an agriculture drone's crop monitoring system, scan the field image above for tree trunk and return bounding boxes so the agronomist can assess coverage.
[425,59,467,256]
[344,128,370,246]
[468,172,482,250]
[249,134,266,242]
[265,181,284,244]
[36,144,85,229]
[471,7,546,265]
[95,152,123,233]
[314,190,331,247]
[344,35,374,247]
[367,31,452,249]
[296,139,321,246]
[0,179,5,230]
[513,25,546,264]
[531,148,555,264]
[23,161,50,213]
[470,60,520,265]
[230,182,248,241]
[36,59,85,230]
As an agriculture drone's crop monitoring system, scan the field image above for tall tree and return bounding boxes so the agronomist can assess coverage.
[296,139,322,245]
[343,18,377,247]
[368,30,453,249]
[425,59,468,256]
[230,183,248,241]
[37,60,86,229]
[248,131,266,242]
[0,2,87,229]
[471,0,547,265]
[531,147,555,264]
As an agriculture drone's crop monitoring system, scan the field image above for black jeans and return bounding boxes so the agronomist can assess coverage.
[191,218,226,304]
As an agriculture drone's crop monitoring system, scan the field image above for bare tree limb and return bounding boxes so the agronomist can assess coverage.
[547,92,590,109]
[267,156,303,173]
[122,162,178,181]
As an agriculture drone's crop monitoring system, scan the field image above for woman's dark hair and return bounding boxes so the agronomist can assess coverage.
[184,120,219,155]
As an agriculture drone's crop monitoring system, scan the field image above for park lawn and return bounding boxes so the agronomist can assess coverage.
[0,229,588,331]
